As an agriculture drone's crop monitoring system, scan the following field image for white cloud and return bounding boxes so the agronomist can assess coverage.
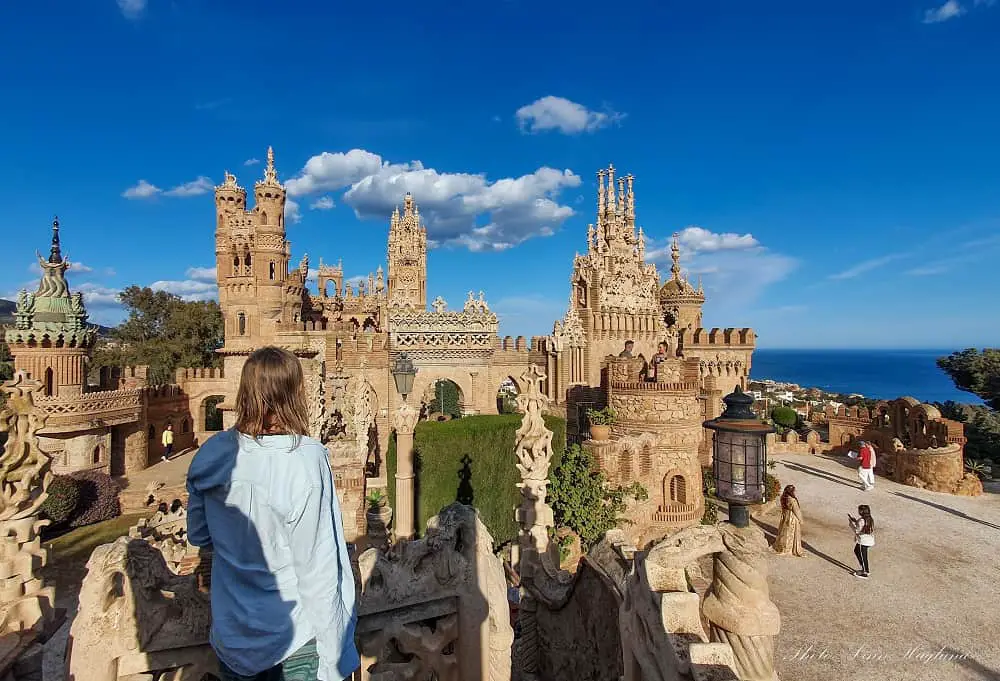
[310,196,335,210]
[122,176,216,199]
[515,96,624,135]
[164,176,214,197]
[117,0,147,20]
[923,0,966,23]
[673,226,759,253]
[185,266,217,282]
[244,158,260,166]
[647,227,797,307]
[285,150,384,196]
[285,149,581,251]
[828,253,907,280]
[122,179,161,200]
[285,199,302,224]
[75,282,122,307]
[149,278,217,302]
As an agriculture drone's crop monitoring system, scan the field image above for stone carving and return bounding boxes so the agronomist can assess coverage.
[35,254,70,299]
[128,502,194,573]
[14,289,34,329]
[702,523,781,681]
[551,295,586,352]
[68,537,214,681]
[620,525,740,681]
[513,364,557,562]
[0,373,57,657]
[350,375,377,461]
[356,503,513,681]
[431,295,447,313]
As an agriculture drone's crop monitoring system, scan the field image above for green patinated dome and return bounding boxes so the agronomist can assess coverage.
[4,217,97,348]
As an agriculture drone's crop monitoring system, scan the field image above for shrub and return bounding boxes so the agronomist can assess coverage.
[586,407,616,426]
[549,444,647,550]
[765,473,781,503]
[701,499,719,525]
[40,475,82,527]
[388,413,566,544]
[771,406,798,429]
[68,470,122,528]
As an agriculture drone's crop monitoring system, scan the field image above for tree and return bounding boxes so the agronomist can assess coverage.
[937,401,1000,464]
[0,340,12,383]
[427,379,462,418]
[771,405,798,429]
[92,286,223,385]
[937,349,1000,411]
[548,444,648,550]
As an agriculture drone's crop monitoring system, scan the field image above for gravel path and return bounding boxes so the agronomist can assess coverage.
[765,453,1000,681]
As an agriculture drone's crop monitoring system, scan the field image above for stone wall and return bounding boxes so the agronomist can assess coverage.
[39,430,111,475]
[884,442,982,495]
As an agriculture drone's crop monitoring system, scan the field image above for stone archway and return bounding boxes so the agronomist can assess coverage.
[423,379,465,421]
[201,395,226,432]
[496,375,521,414]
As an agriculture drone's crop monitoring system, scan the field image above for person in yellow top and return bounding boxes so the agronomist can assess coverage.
[162,423,174,462]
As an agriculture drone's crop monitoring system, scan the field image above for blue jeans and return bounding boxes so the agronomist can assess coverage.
[218,641,320,681]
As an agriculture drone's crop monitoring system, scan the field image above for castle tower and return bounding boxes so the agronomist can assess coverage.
[214,148,294,348]
[658,233,704,331]
[4,217,97,397]
[561,164,662,387]
[386,192,427,309]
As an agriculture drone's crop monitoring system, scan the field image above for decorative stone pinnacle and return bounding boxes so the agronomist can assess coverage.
[671,232,681,279]
[261,145,279,186]
[49,216,63,263]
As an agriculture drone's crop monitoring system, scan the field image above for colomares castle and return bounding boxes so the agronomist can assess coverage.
[0,148,983,681]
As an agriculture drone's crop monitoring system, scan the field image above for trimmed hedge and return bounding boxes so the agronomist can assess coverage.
[388,414,566,544]
[68,470,122,528]
[771,406,798,429]
[40,475,82,527]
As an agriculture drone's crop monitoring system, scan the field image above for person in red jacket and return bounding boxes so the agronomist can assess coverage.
[857,440,876,490]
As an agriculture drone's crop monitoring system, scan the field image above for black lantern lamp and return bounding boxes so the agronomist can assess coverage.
[703,385,775,528]
[391,352,417,401]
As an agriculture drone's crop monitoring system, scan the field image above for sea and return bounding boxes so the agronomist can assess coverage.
[750,349,981,405]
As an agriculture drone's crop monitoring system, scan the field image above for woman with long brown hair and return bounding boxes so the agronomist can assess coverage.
[771,484,804,557]
[848,504,875,579]
[186,346,360,681]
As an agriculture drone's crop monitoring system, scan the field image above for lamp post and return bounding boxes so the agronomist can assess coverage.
[702,385,775,528]
[702,385,781,681]
[391,352,419,540]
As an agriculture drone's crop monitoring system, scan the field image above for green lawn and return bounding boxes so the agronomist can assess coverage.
[44,512,149,565]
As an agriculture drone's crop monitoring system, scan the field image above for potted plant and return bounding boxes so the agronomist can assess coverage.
[365,489,392,541]
[586,407,615,441]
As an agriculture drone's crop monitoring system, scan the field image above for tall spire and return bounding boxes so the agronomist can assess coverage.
[606,163,616,214]
[597,168,606,221]
[260,145,280,187]
[49,216,63,264]
[670,232,682,279]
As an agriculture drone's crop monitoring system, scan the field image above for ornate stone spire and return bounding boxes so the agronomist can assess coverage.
[670,232,682,280]
[261,146,280,187]
[48,216,63,264]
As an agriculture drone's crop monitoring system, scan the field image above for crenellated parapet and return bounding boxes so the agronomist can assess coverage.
[678,327,755,347]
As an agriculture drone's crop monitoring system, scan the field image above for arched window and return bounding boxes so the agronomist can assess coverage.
[148,424,156,441]
[43,367,54,397]
[244,253,252,268]
[260,211,268,225]
[238,312,247,335]
[182,418,190,434]
[669,475,687,505]
[92,446,101,464]
[269,261,276,280]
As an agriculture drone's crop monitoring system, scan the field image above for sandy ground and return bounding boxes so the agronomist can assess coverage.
[41,450,1000,681]
[765,453,1000,681]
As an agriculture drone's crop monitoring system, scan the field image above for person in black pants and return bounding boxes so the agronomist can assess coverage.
[848,504,875,578]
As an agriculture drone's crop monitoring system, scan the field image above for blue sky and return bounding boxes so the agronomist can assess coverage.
[3,0,999,349]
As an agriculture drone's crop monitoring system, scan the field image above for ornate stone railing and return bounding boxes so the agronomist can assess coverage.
[37,388,143,430]
[610,380,701,393]
[651,502,701,525]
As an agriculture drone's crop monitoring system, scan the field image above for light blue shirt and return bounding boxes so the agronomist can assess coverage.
[186,429,360,680]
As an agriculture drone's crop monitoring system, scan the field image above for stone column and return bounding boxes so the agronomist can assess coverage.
[702,522,781,681]
[393,400,420,540]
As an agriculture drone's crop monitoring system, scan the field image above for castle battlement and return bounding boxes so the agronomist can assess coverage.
[175,367,225,381]
[678,327,756,347]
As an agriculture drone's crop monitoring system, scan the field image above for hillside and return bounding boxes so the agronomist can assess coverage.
[0,298,115,335]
